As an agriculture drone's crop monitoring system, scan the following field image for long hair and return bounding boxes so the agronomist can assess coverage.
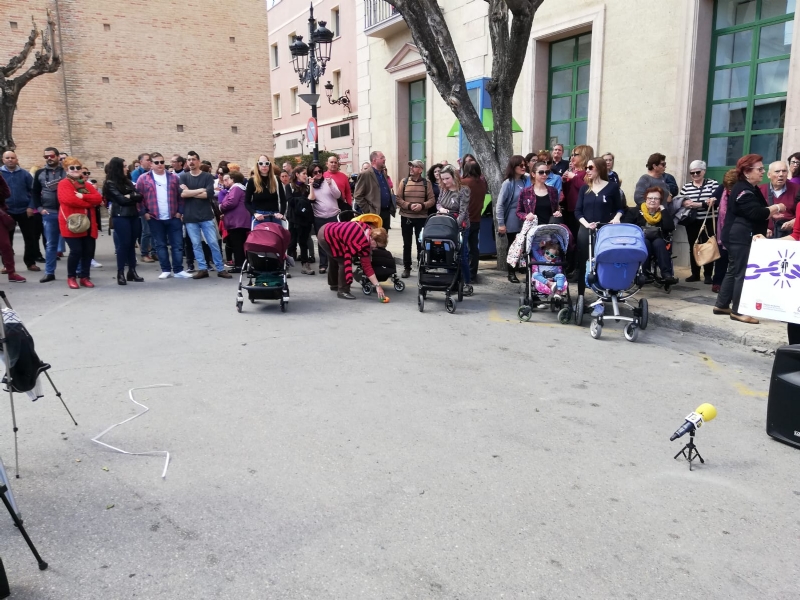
[439,164,463,190]
[253,155,278,194]
[427,163,443,186]
[290,165,308,193]
[571,145,594,171]
[103,157,129,195]
[504,155,526,181]
[588,156,609,181]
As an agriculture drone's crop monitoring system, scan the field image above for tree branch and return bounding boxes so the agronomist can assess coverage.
[11,10,61,94]
[1,17,39,78]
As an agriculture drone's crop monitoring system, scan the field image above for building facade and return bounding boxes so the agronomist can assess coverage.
[356,0,798,260]
[268,0,359,172]
[2,0,273,172]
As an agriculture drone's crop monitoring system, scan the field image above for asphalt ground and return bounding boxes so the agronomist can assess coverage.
[0,235,798,599]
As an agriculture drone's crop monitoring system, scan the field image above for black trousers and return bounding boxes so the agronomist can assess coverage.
[684,219,713,279]
[576,226,591,296]
[10,212,39,267]
[562,210,579,273]
[226,228,249,267]
[468,221,480,277]
[65,236,96,278]
[380,209,392,230]
[645,237,673,276]
[715,242,749,314]
[400,216,425,269]
[314,216,338,269]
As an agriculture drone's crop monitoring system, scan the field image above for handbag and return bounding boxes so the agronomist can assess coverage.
[693,207,720,266]
[60,207,91,234]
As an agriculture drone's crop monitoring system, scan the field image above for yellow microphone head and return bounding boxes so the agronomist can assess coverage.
[696,403,717,422]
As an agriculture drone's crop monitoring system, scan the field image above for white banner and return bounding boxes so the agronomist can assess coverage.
[739,238,800,325]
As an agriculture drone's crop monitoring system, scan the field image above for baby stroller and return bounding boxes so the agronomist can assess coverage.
[336,210,405,295]
[517,223,573,324]
[417,214,465,313]
[236,222,291,313]
[583,223,650,342]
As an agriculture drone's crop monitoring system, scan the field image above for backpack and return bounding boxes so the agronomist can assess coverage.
[401,177,432,215]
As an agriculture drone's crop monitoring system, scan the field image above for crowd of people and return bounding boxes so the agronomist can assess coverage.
[1,144,798,340]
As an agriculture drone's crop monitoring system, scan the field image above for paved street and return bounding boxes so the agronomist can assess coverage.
[1,233,798,600]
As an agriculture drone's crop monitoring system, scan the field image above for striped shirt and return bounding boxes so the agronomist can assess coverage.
[323,221,375,284]
[679,179,719,220]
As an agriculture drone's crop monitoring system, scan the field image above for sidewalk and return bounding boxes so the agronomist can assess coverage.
[383,221,787,349]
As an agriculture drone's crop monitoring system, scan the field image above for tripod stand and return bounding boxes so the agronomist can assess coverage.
[674,430,704,471]
[1,453,48,575]
[0,290,77,479]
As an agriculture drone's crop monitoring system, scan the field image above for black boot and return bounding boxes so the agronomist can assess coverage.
[117,270,127,285]
[126,268,144,282]
[507,271,519,284]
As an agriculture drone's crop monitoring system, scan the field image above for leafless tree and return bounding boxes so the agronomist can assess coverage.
[0,11,62,153]
[385,0,543,266]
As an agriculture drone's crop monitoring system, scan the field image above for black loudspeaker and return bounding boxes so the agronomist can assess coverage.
[767,344,800,449]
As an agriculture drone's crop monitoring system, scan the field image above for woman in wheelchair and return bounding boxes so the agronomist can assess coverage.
[622,186,679,286]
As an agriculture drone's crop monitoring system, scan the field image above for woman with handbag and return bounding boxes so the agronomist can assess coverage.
[103,157,144,285]
[57,157,103,289]
[679,160,719,283]
[714,154,786,324]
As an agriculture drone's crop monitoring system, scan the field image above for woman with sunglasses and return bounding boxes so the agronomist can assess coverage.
[561,145,594,274]
[103,157,144,285]
[517,161,561,226]
[574,157,624,309]
[496,155,531,283]
[245,155,285,227]
[679,160,719,283]
[714,154,785,325]
[57,157,103,289]
[308,163,341,275]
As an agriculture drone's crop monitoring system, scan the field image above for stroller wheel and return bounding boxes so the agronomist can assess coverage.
[280,301,287,313]
[638,298,649,330]
[250,298,255,304]
[418,293,425,312]
[624,322,639,342]
[590,318,602,339]
[362,283,372,295]
[445,297,456,313]
[517,306,532,322]
[236,300,243,313]
[393,279,406,292]
[575,295,585,326]
[558,307,571,324]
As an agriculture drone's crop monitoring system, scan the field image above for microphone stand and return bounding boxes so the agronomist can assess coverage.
[674,430,704,471]
[1,454,48,574]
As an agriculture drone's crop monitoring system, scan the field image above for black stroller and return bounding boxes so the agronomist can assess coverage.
[417,214,465,313]
[235,222,291,313]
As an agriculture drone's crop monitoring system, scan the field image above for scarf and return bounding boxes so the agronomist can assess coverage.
[70,177,90,195]
[640,207,662,225]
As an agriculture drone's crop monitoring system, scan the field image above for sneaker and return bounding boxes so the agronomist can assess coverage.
[711,284,721,293]
[217,270,232,279]
[185,266,196,273]
[591,304,605,317]
[91,259,102,268]
[537,303,548,309]
[174,271,193,279]
[192,269,209,279]
[8,273,26,283]
[552,294,561,303]
[158,271,173,279]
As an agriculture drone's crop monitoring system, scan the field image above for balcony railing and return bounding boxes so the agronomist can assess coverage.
[364,0,405,37]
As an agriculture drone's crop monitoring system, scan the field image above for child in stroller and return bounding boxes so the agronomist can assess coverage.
[518,223,572,323]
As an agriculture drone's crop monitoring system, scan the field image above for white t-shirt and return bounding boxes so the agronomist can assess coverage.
[153,172,170,220]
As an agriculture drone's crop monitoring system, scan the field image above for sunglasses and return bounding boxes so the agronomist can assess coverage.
[572,152,580,157]
[585,165,595,171]
[311,170,322,175]
[536,170,551,176]
[258,161,271,166]
[544,250,558,258]
[659,162,667,167]
[68,165,83,171]
[82,171,91,176]
[152,160,165,165]
[43,154,57,159]
[690,170,702,175]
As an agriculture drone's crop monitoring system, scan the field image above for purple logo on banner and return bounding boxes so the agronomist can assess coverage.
[745,249,800,288]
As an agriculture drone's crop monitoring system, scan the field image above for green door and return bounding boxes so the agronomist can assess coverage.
[704,0,795,183]
[546,33,591,153]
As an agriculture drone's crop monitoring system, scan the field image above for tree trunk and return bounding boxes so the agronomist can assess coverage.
[0,89,19,153]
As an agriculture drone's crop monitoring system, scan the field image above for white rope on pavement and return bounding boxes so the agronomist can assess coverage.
[91,384,174,479]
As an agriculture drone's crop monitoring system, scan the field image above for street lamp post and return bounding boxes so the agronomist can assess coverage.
[289,3,334,165]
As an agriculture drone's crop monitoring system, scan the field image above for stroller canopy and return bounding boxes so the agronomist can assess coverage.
[244,222,291,256]
[424,214,460,241]
[595,223,648,264]
[526,223,571,255]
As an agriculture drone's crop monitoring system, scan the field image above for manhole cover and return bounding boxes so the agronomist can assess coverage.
[682,295,717,306]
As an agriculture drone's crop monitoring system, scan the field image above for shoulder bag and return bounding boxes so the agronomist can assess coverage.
[60,207,91,234]
[693,206,720,266]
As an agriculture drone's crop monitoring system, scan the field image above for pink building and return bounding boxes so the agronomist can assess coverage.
[268,0,358,172]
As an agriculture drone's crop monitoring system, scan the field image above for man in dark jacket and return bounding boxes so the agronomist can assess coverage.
[1,151,39,272]
[354,151,390,217]
[32,147,66,282]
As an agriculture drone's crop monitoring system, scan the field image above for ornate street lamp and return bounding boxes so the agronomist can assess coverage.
[289,3,337,163]
[324,81,351,113]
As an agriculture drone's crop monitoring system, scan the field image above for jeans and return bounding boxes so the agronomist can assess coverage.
[715,242,749,314]
[149,217,185,273]
[65,236,96,278]
[140,215,152,257]
[401,216,425,269]
[644,237,673,277]
[314,216,338,269]
[252,211,283,229]
[112,216,141,272]
[185,220,225,271]
[41,212,61,275]
[468,221,480,277]
[10,212,39,267]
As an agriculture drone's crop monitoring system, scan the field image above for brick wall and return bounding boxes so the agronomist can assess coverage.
[1,0,273,174]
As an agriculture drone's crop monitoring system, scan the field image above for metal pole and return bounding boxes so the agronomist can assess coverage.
[308,4,319,165]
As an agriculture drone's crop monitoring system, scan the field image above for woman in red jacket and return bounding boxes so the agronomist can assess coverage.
[58,157,103,289]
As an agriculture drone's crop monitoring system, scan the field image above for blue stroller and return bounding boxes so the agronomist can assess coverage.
[583,223,650,342]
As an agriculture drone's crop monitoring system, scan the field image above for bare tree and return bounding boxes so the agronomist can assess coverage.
[0,11,62,153]
[385,0,542,266]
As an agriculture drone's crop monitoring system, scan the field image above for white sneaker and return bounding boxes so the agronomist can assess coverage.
[158,271,173,279]
[91,259,102,268]
[173,271,193,279]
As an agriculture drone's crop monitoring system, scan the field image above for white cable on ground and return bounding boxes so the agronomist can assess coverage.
[91,384,173,479]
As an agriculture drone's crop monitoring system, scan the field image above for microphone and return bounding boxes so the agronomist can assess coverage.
[670,403,717,441]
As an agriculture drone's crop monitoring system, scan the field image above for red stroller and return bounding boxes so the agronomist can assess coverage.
[236,222,292,313]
